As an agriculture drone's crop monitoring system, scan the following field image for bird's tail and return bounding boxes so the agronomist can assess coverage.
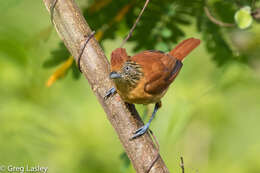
[169,38,200,61]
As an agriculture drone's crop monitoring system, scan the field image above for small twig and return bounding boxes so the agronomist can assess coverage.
[234,0,242,8]
[251,0,256,10]
[149,130,160,152]
[120,0,150,48]
[204,6,235,27]
[146,130,160,173]
[77,31,96,73]
[147,154,160,173]
[50,0,58,24]
[252,8,260,20]
[180,156,185,173]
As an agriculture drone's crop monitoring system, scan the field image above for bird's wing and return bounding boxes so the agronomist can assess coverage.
[132,51,182,94]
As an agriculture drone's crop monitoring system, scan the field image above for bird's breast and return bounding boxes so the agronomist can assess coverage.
[116,78,167,104]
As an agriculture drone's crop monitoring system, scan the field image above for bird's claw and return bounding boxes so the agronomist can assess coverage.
[131,124,150,139]
[104,87,117,100]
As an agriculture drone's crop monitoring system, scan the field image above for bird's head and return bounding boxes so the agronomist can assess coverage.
[110,48,143,89]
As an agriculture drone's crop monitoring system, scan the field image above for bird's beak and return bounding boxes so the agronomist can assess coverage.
[110,71,121,79]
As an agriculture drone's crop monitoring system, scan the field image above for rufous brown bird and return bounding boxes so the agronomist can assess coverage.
[105,38,200,139]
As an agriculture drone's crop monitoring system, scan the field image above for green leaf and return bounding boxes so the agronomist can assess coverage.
[119,152,130,172]
[43,42,70,68]
[71,61,81,79]
[161,28,172,38]
[155,42,169,52]
[235,6,253,29]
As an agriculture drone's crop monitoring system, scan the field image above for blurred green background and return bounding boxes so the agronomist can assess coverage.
[0,0,260,173]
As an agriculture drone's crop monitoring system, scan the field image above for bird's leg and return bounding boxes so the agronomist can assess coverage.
[104,87,117,100]
[131,101,161,139]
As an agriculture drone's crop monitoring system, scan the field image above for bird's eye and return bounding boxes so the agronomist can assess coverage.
[125,66,130,72]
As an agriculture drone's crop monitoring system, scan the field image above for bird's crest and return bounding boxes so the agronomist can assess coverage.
[111,48,130,71]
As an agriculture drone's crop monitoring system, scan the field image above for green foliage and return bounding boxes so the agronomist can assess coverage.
[213,1,236,23]
[199,17,235,66]
[235,6,253,29]
[71,60,81,79]
[119,152,130,172]
[84,0,130,41]
[43,42,81,79]
[47,0,259,73]
[43,42,70,68]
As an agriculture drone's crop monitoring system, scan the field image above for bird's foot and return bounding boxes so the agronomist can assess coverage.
[131,124,150,139]
[104,87,117,100]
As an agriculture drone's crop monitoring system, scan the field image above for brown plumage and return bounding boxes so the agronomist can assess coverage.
[107,38,200,139]
[110,38,200,104]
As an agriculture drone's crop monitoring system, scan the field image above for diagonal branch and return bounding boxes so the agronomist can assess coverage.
[42,0,169,172]
[204,6,235,27]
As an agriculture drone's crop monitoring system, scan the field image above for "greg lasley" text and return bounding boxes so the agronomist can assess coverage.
[7,165,48,173]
